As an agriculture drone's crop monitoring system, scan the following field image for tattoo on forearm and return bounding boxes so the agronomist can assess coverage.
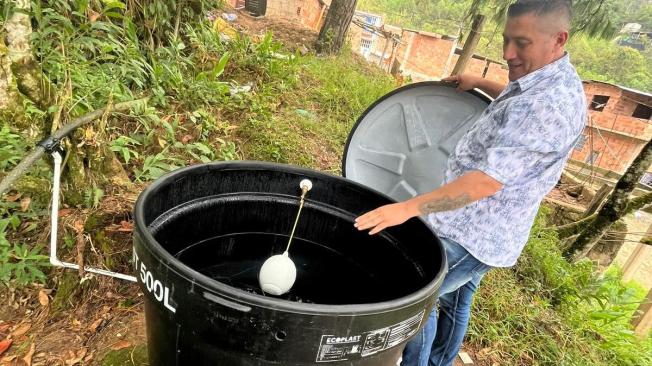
[419,193,473,215]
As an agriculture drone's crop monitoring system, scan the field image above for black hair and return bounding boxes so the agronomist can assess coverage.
[507,0,572,25]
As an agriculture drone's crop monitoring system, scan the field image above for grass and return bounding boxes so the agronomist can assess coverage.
[468,206,652,365]
[237,49,395,171]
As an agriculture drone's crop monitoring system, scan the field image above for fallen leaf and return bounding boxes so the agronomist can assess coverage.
[110,340,131,351]
[83,352,94,363]
[58,209,73,217]
[4,193,21,202]
[117,221,133,232]
[20,197,31,212]
[38,290,49,307]
[88,318,103,333]
[0,323,12,334]
[83,351,94,363]
[22,343,35,366]
[72,220,84,234]
[11,323,31,337]
[0,339,12,356]
[0,355,16,363]
[181,134,194,144]
[65,355,81,365]
[65,348,88,366]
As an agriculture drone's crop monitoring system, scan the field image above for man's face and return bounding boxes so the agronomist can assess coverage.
[502,13,568,81]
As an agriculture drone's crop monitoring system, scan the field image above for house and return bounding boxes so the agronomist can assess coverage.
[618,23,650,51]
[347,11,509,84]
[568,81,652,190]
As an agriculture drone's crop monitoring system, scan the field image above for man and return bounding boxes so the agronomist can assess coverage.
[354,1,586,365]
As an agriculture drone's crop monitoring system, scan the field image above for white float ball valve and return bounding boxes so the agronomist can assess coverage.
[259,252,297,296]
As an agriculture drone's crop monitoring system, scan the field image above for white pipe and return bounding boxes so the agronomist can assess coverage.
[49,152,137,282]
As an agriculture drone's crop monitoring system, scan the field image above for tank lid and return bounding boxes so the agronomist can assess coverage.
[343,81,491,202]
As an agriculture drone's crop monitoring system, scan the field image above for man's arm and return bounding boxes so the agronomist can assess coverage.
[355,171,503,235]
[443,74,506,99]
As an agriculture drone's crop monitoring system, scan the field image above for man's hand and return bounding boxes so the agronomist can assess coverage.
[442,74,481,91]
[442,74,506,99]
[354,202,417,235]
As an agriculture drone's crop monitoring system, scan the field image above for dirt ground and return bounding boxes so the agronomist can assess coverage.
[219,5,319,51]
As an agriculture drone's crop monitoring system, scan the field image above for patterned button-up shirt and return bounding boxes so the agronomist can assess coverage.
[428,54,586,267]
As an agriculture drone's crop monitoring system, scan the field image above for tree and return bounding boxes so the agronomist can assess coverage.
[0,1,131,203]
[567,36,652,93]
[316,0,358,54]
[562,138,652,260]
[1,0,54,137]
[468,0,619,38]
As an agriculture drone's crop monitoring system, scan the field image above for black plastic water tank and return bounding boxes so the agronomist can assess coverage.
[133,161,446,365]
[245,0,267,16]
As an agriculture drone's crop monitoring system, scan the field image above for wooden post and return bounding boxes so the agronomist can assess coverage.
[378,37,389,67]
[622,222,652,282]
[315,3,328,31]
[451,14,486,76]
[632,287,652,337]
[387,38,399,72]
[622,242,652,282]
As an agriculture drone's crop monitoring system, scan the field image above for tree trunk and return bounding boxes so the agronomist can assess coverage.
[64,125,132,206]
[5,0,55,113]
[0,40,25,125]
[315,0,358,54]
[2,0,56,140]
[0,2,27,131]
[451,14,486,75]
[564,138,652,259]
[1,1,131,203]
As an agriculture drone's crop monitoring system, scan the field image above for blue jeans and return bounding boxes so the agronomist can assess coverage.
[401,237,492,366]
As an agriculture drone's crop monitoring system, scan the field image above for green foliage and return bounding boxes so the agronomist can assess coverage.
[567,36,652,93]
[0,124,25,170]
[83,184,104,209]
[358,0,470,36]
[610,0,652,29]
[0,217,49,286]
[110,136,141,165]
[469,207,652,365]
[236,49,395,169]
[134,149,184,182]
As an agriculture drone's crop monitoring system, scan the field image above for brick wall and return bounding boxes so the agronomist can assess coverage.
[486,62,509,84]
[570,128,645,173]
[266,0,298,18]
[240,0,326,31]
[590,113,649,137]
[450,54,482,76]
[402,32,456,80]
[297,0,327,30]
[570,81,652,174]
[390,31,508,83]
